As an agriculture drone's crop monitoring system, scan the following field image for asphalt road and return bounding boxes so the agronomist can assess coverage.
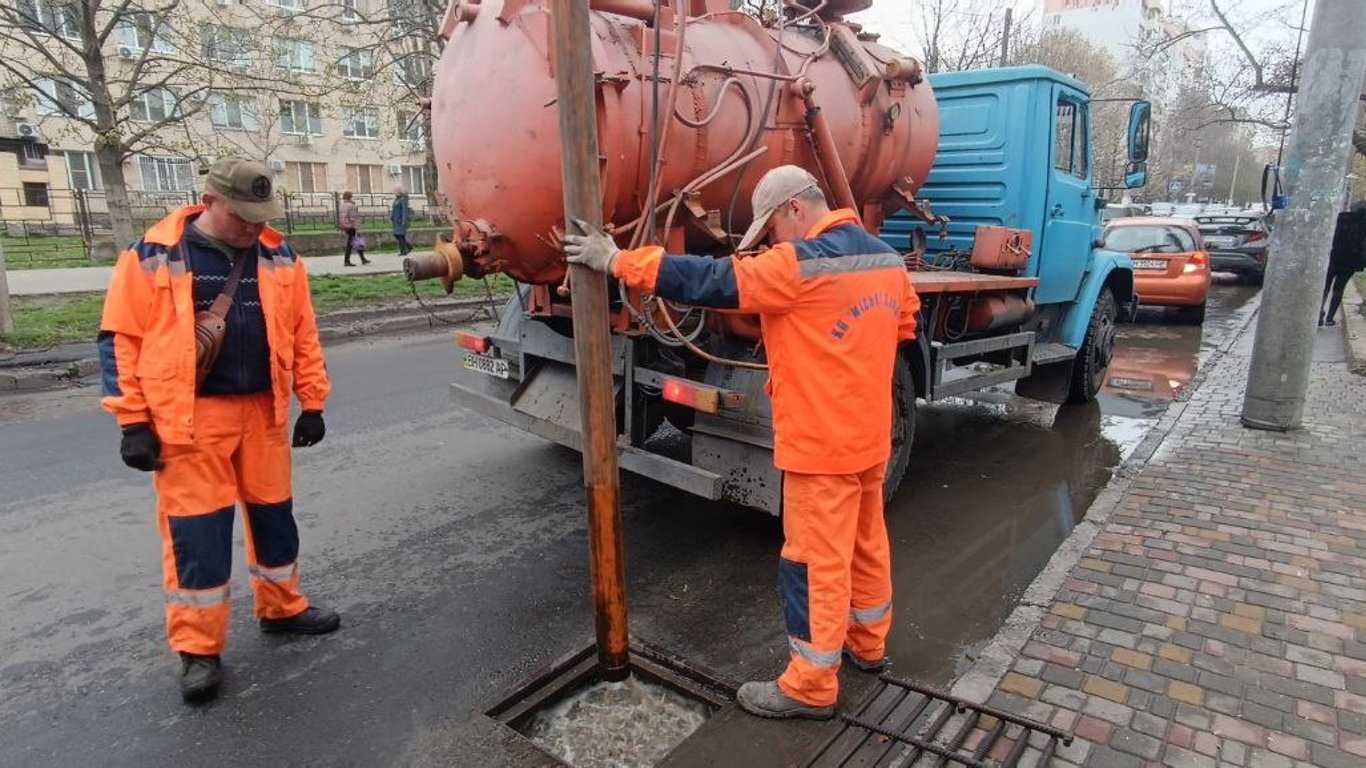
[0,282,1260,767]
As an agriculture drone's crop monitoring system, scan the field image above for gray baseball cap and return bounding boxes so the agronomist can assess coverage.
[735,165,823,251]
[204,158,284,223]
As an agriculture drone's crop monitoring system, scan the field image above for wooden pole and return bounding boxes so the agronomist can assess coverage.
[0,237,13,337]
[550,0,630,681]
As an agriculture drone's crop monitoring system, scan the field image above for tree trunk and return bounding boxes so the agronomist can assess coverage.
[96,145,137,251]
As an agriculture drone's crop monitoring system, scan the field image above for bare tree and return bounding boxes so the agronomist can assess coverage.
[915,0,1023,73]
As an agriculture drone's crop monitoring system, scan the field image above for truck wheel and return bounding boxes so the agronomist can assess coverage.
[884,354,917,503]
[1067,291,1117,405]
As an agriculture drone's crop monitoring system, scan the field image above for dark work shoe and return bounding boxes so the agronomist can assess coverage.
[842,646,888,673]
[736,680,835,720]
[260,606,341,635]
[179,652,222,704]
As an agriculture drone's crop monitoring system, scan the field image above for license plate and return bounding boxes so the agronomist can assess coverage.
[463,352,509,379]
[1133,258,1167,270]
[1205,236,1236,248]
[1109,376,1153,391]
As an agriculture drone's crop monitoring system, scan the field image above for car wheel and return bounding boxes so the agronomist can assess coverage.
[1175,302,1207,325]
[1067,291,1118,405]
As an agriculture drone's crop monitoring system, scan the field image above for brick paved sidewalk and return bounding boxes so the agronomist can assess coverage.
[963,322,1366,768]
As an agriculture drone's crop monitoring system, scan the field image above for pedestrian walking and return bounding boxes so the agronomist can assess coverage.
[339,191,369,267]
[1319,201,1366,326]
[98,158,340,705]
[564,165,920,720]
[391,185,414,256]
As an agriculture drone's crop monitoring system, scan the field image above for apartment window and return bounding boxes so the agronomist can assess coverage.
[65,150,103,191]
[19,141,46,168]
[268,0,304,9]
[341,107,380,139]
[18,0,79,40]
[130,87,178,123]
[22,182,50,207]
[337,47,375,80]
[395,110,426,142]
[346,164,382,194]
[117,11,174,53]
[279,100,323,135]
[139,156,195,192]
[201,26,252,68]
[33,76,94,119]
[393,54,431,88]
[273,36,316,73]
[208,94,259,131]
[342,0,360,22]
[285,161,327,193]
[401,165,427,196]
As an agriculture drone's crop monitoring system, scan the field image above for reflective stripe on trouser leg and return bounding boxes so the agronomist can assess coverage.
[237,394,308,620]
[154,401,242,655]
[847,461,893,660]
[777,470,864,707]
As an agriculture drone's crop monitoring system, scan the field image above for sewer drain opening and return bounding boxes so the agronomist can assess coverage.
[802,674,1072,768]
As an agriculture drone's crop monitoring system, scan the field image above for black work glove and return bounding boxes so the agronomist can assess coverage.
[120,423,163,472]
[292,410,326,448]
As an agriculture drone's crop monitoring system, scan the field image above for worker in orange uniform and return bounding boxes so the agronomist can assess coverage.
[564,165,920,719]
[98,158,340,704]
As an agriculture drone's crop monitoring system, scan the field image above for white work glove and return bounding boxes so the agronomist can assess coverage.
[562,217,620,274]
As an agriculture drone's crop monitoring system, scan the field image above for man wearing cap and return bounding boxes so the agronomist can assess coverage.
[98,158,339,704]
[564,165,920,720]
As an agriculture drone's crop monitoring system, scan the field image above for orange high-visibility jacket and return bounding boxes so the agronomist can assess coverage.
[613,209,920,474]
[98,206,331,444]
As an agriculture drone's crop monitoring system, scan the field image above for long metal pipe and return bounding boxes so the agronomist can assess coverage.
[795,81,858,214]
[589,0,655,20]
[551,0,631,680]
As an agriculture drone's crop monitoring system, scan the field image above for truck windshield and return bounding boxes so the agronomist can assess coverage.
[1105,225,1196,254]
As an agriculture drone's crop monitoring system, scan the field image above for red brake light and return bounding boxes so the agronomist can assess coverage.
[456,332,490,354]
[662,378,717,413]
[1191,251,1208,265]
[1247,231,1266,242]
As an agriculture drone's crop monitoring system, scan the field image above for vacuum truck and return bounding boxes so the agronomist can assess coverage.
[405,0,1153,514]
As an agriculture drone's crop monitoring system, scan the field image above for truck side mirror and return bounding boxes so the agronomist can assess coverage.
[1127,101,1151,164]
[1125,161,1148,189]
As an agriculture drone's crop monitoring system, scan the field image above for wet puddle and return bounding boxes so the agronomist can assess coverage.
[523,676,709,768]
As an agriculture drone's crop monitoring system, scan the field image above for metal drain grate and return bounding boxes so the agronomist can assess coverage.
[801,674,1072,768]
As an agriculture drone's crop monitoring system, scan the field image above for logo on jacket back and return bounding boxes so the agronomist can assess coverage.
[831,292,901,340]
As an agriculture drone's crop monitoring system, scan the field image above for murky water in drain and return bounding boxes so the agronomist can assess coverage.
[524,676,709,768]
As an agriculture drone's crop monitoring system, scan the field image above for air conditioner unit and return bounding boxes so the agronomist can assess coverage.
[387,163,403,176]
[118,45,135,59]
[15,121,39,140]
[299,133,313,146]
[269,159,287,172]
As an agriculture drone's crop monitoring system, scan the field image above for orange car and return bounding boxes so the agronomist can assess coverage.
[1104,216,1211,324]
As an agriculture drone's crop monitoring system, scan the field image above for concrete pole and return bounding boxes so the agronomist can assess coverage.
[1242,0,1366,431]
[0,237,13,337]
[550,0,630,681]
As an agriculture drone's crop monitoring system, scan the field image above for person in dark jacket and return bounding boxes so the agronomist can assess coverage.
[1319,201,1366,326]
[390,185,414,256]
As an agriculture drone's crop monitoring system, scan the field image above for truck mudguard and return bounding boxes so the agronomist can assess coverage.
[1058,249,1134,348]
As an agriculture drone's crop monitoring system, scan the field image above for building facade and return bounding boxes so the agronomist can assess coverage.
[0,0,435,231]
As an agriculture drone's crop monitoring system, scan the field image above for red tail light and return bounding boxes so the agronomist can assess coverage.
[1247,231,1266,242]
[1190,251,1208,265]
[456,332,490,354]
[660,377,746,414]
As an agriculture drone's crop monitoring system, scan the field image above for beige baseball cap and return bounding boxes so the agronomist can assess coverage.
[735,165,823,251]
[204,158,284,223]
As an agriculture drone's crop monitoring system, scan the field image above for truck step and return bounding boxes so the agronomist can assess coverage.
[1031,343,1077,366]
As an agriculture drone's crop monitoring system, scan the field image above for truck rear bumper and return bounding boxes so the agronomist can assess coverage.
[448,374,725,501]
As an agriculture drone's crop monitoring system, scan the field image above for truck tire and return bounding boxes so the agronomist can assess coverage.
[1067,291,1118,405]
[884,354,917,503]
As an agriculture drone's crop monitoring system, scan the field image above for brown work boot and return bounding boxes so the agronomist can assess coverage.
[736,680,835,720]
[259,606,341,635]
[179,652,222,704]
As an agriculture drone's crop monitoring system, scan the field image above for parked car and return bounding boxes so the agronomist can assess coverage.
[1104,217,1211,324]
[1149,202,1175,217]
[1193,213,1269,285]
[1101,203,1145,223]
[1172,203,1205,218]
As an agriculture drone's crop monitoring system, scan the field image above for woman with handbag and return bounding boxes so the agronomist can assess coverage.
[339,191,369,267]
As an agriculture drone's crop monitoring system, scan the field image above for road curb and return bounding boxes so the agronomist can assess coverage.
[0,296,505,393]
[950,293,1263,705]
[1342,277,1366,375]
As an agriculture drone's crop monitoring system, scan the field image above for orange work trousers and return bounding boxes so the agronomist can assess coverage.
[777,462,893,707]
[152,394,309,655]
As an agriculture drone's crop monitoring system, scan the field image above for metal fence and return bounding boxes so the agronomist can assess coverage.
[0,187,447,267]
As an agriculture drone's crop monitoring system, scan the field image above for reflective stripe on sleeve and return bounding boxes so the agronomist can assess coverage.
[248,562,298,583]
[166,585,230,607]
[789,637,842,668]
[850,601,892,625]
